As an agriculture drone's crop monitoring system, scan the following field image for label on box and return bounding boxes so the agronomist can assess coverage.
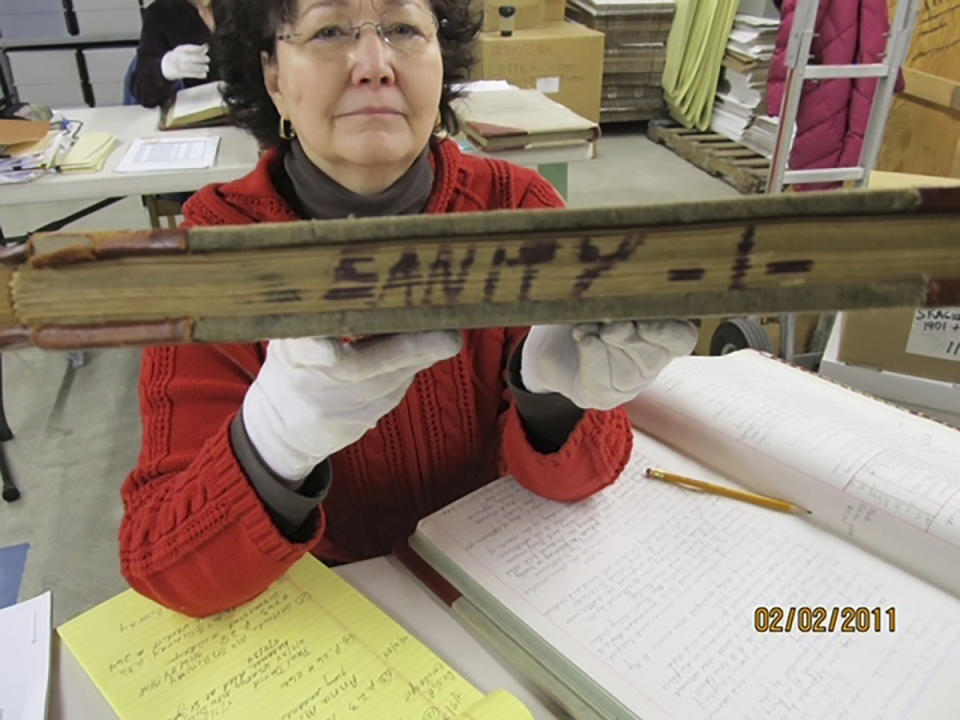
[536,76,560,94]
[906,307,960,363]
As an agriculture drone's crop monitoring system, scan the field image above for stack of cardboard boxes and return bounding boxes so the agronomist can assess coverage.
[471,0,606,123]
[565,0,674,123]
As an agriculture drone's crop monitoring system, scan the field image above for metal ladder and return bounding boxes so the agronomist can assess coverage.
[764,0,923,362]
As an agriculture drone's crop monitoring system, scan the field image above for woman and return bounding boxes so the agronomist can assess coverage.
[132,0,218,108]
[119,0,697,618]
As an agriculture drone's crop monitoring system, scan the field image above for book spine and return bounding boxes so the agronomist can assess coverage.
[0,327,34,350]
[31,320,194,350]
[0,245,29,267]
[392,538,462,607]
[27,230,189,268]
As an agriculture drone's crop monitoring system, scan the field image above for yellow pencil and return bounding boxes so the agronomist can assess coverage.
[645,468,810,515]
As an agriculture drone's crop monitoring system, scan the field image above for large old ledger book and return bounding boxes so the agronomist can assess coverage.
[407,350,960,719]
[454,87,600,151]
[58,555,532,720]
[1,187,959,350]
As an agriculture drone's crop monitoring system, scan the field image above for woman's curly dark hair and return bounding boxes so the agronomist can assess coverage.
[211,0,481,148]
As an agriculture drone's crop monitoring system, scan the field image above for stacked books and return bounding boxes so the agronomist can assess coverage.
[566,0,675,123]
[710,13,780,154]
[741,113,779,158]
[453,87,599,152]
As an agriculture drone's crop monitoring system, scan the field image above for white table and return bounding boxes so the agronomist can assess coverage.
[49,555,568,720]
[0,105,261,207]
[0,105,592,215]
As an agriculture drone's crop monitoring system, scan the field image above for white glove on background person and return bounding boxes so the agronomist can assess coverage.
[160,43,210,81]
[243,331,463,482]
[520,320,698,411]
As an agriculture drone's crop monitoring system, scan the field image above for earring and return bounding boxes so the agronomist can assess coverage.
[279,116,296,140]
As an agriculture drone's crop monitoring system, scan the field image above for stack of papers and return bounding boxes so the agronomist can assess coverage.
[57,132,120,173]
[567,0,676,123]
[741,113,780,157]
[726,13,778,61]
[0,115,82,183]
[710,13,779,149]
[58,556,533,719]
[115,135,221,173]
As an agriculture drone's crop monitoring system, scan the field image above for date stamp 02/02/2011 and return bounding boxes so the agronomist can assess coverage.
[754,606,897,633]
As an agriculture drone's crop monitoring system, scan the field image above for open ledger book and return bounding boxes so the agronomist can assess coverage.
[57,555,532,720]
[408,350,960,720]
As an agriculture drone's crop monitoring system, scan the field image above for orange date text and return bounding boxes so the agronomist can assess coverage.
[754,606,896,633]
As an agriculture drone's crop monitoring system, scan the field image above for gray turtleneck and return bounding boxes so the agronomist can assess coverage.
[234,140,583,540]
[282,138,435,220]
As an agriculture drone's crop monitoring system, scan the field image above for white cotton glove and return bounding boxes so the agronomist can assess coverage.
[160,43,210,81]
[243,331,463,481]
[520,320,698,411]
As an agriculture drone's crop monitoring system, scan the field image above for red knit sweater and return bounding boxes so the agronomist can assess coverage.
[120,139,633,617]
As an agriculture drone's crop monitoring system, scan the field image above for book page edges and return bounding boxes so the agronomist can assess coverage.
[626,352,960,598]
[409,531,630,719]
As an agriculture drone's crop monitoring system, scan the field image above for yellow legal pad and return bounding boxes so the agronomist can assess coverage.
[57,556,532,720]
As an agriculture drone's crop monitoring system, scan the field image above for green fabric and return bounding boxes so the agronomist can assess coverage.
[662,0,739,130]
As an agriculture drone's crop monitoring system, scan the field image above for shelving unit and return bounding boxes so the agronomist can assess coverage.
[1,1,145,107]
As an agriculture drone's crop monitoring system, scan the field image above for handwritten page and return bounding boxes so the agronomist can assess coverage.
[57,556,532,720]
[415,440,960,719]
[627,350,960,597]
[0,590,51,720]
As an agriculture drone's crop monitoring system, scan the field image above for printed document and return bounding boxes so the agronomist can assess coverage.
[0,591,52,720]
[115,135,220,173]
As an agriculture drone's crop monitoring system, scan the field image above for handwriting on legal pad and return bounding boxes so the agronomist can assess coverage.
[57,556,532,720]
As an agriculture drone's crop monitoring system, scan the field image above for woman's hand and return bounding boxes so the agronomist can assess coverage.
[160,43,210,81]
[520,321,698,410]
[243,331,462,480]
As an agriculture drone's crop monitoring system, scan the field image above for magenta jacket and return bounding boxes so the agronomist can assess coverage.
[767,0,903,188]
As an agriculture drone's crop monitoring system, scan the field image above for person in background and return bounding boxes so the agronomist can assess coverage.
[119,0,698,618]
[132,0,219,108]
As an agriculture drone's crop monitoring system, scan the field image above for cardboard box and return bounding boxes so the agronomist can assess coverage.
[481,0,545,32]
[835,171,960,385]
[544,0,565,22]
[474,21,605,123]
[821,313,960,429]
[837,309,960,384]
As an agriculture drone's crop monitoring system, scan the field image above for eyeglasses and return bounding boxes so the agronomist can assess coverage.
[275,5,442,58]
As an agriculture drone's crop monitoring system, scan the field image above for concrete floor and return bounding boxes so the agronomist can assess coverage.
[0,127,739,626]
